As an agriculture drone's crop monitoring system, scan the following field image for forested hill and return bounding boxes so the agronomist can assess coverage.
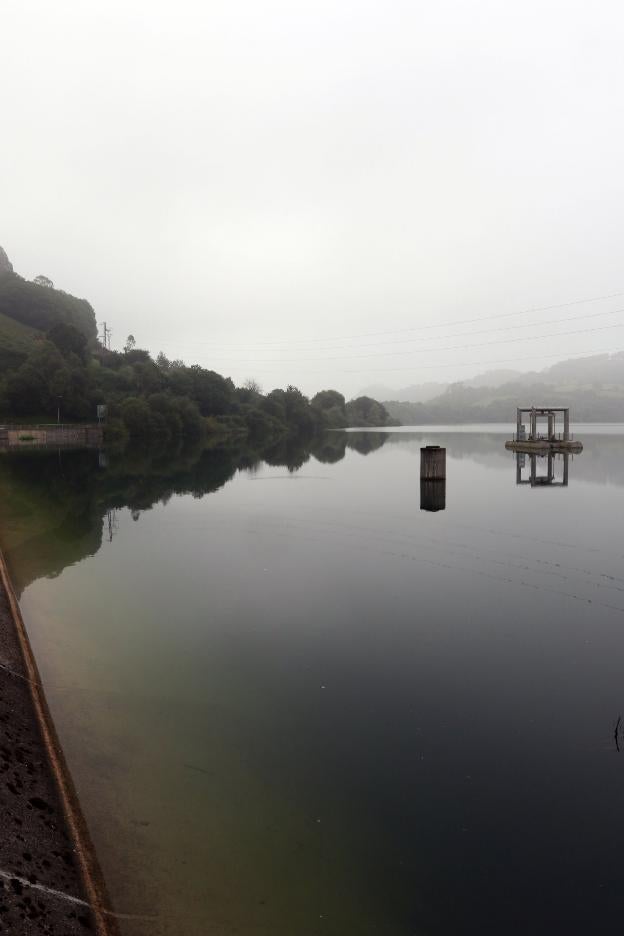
[0,267,97,371]
[0,272,97,341]
[384,354,624,423]
[0,247,395,441]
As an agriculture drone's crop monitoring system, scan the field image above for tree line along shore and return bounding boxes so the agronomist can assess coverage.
[0,251,396,445]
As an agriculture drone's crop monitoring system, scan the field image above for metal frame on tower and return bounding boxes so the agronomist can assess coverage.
[516,407,570,442]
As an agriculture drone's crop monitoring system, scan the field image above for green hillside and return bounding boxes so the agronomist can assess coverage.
[0,272,98,342]
[0,309,42,370]
[0,246,394,437]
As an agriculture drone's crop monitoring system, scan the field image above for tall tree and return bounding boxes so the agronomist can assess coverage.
[33,274,54,288]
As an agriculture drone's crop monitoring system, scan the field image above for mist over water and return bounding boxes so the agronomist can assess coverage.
[1,428,624,934]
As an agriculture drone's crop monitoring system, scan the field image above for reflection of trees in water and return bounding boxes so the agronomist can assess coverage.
[8,430,624,595]
[259,435,311,472]
[309,434,346,464]
[0,431,391,592]
[247,431,388,468]
[309,431,389,463]
[346,431,389,455]
[7,429,624,593]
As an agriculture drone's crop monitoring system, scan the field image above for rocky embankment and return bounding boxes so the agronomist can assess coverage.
[0,551,113,935]
[0,247,13,277]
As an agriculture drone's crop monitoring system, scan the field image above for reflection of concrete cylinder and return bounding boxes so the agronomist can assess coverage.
[420,445,446,480]
[420,480,446,512]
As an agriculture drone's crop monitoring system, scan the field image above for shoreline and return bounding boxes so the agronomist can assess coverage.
[0,545,117,935]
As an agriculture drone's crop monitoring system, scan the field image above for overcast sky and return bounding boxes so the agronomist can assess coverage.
[2,0,624,396]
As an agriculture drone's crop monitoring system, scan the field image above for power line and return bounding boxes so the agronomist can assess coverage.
[333,288,624,340]
[242,347,624,376]
[100,321,112,350]
[153,288,624,352]
[153,318,624,364]
[152,306,620,355]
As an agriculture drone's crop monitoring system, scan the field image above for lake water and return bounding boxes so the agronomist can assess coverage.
[2,426,624,935]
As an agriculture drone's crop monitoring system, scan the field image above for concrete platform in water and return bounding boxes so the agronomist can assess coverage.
[508,406,583,453]
[505,439,583,453]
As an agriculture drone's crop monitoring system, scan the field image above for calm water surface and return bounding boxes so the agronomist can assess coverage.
[2,427,624,935]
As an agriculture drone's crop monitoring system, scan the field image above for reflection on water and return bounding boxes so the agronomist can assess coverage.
[2,428,624,935]
[420,479,446,511]
[0,432,381,594]
[515,452,570,487]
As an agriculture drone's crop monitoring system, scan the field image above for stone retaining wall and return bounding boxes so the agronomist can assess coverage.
[0,425,103,449]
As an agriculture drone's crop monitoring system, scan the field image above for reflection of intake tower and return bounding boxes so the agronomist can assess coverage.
[515,452,569,487]
[420,445,446,511]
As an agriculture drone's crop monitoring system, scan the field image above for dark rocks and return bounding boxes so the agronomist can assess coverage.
[0,247,13,277]
[0,569,109,934]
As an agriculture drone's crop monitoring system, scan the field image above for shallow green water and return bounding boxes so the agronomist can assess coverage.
[2,428,624,935]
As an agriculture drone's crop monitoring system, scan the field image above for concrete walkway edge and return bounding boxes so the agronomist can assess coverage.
[0,546,117,936]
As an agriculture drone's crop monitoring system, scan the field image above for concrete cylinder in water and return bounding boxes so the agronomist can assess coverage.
[420,445,446,480]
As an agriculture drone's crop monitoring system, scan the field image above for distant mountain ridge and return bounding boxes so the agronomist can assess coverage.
[382,352,624,424]
[360,356,624,405]
[359,369,523,403]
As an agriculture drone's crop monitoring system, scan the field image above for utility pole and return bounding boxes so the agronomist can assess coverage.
[106,508,118,542]
[100,321,112,350]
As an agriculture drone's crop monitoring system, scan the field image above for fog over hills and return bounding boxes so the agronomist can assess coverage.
[362,354,624,403]
[379,352,624,424]
[359,369,523,403]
